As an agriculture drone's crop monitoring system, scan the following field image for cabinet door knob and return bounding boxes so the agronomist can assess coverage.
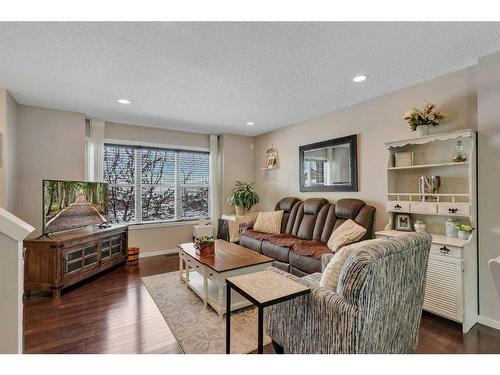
[440,246,450,254]
[448,208,458,214]
[394,204,401,210]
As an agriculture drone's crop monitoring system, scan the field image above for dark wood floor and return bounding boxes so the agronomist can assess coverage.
[24,254,500,354]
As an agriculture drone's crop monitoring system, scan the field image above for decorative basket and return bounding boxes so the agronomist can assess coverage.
[195,241,215,257]
[128,247,140,265]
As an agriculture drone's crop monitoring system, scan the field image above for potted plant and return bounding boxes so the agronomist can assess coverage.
[227,181,260,216]
[456,224,474,240]
[403,103,446,136]
[194,235,216,257]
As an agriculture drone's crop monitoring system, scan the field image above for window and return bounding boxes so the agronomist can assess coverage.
[104,144,209,224]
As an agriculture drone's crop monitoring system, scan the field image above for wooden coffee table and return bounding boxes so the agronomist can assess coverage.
[177,240,273,318]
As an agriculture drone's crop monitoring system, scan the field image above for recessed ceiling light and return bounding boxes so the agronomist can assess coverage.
[353,75,368,83]
[117,99,131,104]
[246,122,255,126]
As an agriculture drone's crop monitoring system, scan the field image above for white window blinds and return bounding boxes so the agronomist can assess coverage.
[104,144,209,224]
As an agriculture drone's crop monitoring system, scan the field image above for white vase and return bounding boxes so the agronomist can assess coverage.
[414,220,427,233]
[458,230,470,240]
[416,125,430,137]
[446,218,458,238]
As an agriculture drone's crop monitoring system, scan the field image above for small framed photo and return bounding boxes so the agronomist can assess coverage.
[395,213,412,231]
[394,152,414,168]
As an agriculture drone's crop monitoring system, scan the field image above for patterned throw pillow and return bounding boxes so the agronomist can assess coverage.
[320,239,385,290]
[253,210,284,235]
[326,219,367,252]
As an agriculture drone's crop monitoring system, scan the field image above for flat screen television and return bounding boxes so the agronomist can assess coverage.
[43,180,109,235]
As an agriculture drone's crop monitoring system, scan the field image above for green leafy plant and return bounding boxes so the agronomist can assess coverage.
[197,235,215,245]
[403,103,446,131]
[227,181,260,211]
[456,224,474,233]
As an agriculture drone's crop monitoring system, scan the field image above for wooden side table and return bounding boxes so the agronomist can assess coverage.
[225,270,310,354]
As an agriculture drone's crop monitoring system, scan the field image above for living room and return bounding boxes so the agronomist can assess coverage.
[1,1,500,372]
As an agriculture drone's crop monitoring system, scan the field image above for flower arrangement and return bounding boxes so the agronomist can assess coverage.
[456,224,474,240]
[194,235,216,257]
[197,235,215,245]
[456,224,473,233]
[403,103,446,131]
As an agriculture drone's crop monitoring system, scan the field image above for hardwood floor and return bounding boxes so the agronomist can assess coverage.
[24,254,500,354]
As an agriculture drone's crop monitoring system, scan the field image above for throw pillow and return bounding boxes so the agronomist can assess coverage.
[253,210,284,235]
[327,219,367,252]
[320,238,385,290]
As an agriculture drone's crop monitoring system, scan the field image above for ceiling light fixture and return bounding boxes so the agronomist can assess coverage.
[117,99,131,104]
[352,75,368,83]
[246,122,255,126]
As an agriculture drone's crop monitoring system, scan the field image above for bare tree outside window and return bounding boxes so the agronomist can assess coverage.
[104,144,209,224]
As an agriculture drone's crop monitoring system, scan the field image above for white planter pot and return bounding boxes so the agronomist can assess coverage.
[458,230,470,240]
[416,125,430,136]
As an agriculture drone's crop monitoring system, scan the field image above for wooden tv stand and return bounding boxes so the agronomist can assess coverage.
[24,224,129,300]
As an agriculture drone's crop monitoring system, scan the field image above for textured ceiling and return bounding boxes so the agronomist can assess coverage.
[1,22,500,136]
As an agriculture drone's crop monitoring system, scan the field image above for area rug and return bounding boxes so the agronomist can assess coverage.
[142,271,271,354]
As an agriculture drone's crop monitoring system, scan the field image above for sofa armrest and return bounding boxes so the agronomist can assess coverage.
[321,252,335,272]
[264,267,358,354]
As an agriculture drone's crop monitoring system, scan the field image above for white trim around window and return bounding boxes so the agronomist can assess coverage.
[104,138,210,153]
[128,219,200,231]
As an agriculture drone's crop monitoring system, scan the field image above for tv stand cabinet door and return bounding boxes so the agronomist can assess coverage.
[61,241,100,286]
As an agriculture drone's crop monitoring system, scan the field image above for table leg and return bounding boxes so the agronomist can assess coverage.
[226,283,231,354]
[203,267,208,308]
[179,254,183,282]
[218,286,224,319]
[257,306,263,354]
[185,261,190,287]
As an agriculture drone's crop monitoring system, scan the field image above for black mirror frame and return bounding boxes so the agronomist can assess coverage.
[299,134,358,192]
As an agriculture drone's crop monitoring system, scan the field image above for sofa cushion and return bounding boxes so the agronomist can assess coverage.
[262,240,291,263]
[327,219,367,252]
[275,197,302,234]
[334,198,365,219]
[320,239,385,291]
[289,251,322,274]
[239,235,264,253]
[291,240,331,259]
[253,210,284,235]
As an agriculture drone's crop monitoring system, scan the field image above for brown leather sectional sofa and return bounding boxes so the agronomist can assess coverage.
[239,197,376,276]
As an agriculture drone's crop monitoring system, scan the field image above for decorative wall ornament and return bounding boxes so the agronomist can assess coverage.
[261,145,279,170]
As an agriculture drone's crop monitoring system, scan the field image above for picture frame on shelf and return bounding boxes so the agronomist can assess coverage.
[395,213,412,231]
[394,151,413,167]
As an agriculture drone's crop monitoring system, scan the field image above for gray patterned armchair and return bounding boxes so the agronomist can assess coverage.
[264,233,432,354]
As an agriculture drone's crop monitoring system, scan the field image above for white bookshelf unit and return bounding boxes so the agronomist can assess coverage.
[376,129,477,333]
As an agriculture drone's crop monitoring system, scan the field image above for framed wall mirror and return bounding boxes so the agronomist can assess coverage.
[299,134,358,192]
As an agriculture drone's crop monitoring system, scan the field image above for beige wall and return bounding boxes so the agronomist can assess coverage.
[0,89,6,208]
[220,134,256,214]
[129,224,194,254]
[0,89,18,211]
[16,105,86,236]
[477,51,500,326]
[5,92,18,212]
[0,235,21,353]
[254,66,478,231]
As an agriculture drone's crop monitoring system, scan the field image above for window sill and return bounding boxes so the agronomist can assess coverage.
[129,220,201,231]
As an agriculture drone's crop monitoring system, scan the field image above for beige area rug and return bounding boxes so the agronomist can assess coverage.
[142,271,271,354]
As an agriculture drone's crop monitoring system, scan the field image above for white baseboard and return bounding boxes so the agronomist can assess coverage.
[139,248,178,258]
[477,315,500,331]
